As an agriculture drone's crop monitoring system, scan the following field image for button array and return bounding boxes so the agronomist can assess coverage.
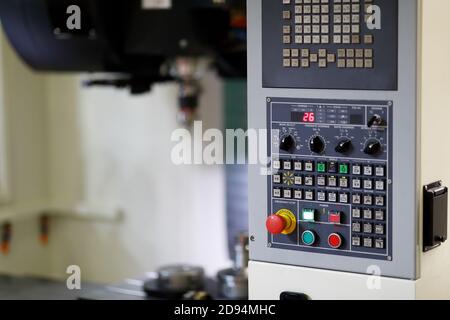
[272,157,388,251]
[281,0,375,69]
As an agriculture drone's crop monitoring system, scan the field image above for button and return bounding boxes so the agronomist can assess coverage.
[363,209,373,220]
[375,180,385,191]
[339,177,349,188]
[352,222,361,233]
[304,161,314,172]
[352,194,362,204]
[295,175,303,185]
[375,239,385,249]
[352,236,361,247]
[363,179,373,190]
[273,188,281,198]
[329,211,342,224]
[352,208,361,219]
[305,190,315,201]
[328,162,338,173]
[363,195,373,206]
[328,192,337,203]
[317,162,327,173]
[328,176,338,187]
[304,175,315,186]
[328,233,343,249]
[339,163,349,174]
[294,189,303,200]
[339,193,349,204]
[283,189,292,199]
[283,160,292,170]
[352,164,361,175]
[294,161,303,171]
[363,238,373,248]
[302,230,317,246]
[273,160,281,170]
[375,210,385,221]
[266,209,296,235]
[317,190,327,202]
[375,224,385,235]
[273,174,281,184]
[375,166,386,177]
[302,209,316,222]
[317,175,326,186]
[375,196,385,207]
[363,223,373,234]
[352,178,361,189]
[363,165,373,176]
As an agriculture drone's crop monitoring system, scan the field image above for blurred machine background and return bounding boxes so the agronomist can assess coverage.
[0,0,248,299]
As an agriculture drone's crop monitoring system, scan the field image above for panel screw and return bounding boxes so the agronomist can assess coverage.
[250,235,256,242]
[267,98,271,103]
[267,242,272,248]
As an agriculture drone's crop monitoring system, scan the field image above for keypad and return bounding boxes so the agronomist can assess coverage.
[281,0,375,69]
[271,157,388,252]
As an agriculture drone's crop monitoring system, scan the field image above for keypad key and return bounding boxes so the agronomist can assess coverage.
[273,188,281,198]
[375,239,385,249]
[363,209,373,220]
[304,175,315,186]
[375,224,385,235]
[339,163,349,174]
[363,165,373,176]
[375,180,385,191]
[295,175,303,185]
[294,161,303,171]
[352,208,361,219]
[352,178,361,189]
[328,176,338,187]
[304,161,315,172]
[352,194,362,204]
[375,196,385,207]
[363,195,373,206]
[283,160,292,170]
[328,162,338,173]
[375,165,386,177]
[317,162,327,173]
[375,210,385,221]
[352,164,361,175]
[339,177,349,188]
[339,193,349,204]
[283,189,293,199]
[364,238,373,248]
[273,174,282,184]
[294,189,303,200]
[328,192,338,203]
[364,223,373,234]
[352,236,361,247]
[317,190,327,202]
[317,175,326,187]
[363,179,373,190]
[273,160,281,170]
[352,223,361,233]
[305,190,315,201]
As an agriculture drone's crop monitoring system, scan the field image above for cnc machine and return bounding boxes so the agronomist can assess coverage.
[248,0,450,300]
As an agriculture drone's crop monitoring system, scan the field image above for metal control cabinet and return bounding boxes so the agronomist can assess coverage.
[248,0,450,299]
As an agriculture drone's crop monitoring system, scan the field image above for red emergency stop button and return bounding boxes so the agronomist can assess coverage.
[328,233,343,249]
[266,209,297,235]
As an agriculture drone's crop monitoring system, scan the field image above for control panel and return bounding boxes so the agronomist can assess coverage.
[267,98,392,260]
[262,0,398,90]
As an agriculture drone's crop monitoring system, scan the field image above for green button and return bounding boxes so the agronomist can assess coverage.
[317,163,326,173]
[302,209,315,222]
[339,164,349,174]
[302,230,316,246]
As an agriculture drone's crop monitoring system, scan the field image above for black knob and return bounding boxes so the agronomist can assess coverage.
[335,139,352,154]
[309,136,325,154]
[364,139,382,156]
[280,135,296,152]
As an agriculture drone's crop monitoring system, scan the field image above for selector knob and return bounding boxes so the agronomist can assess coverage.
[335,139,352,154]
[280,135,296,153]
[364,139,382,156]
[309,136,325,154]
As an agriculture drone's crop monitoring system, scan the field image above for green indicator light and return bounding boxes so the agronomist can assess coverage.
[317,163,326,173]
[302,209,315,222]
[302,230,316,246]
[339,164,349,174]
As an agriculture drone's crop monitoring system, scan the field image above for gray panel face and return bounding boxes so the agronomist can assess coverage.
[267,98,392,260]
[262,0,398,90]
[248,0,419,280]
